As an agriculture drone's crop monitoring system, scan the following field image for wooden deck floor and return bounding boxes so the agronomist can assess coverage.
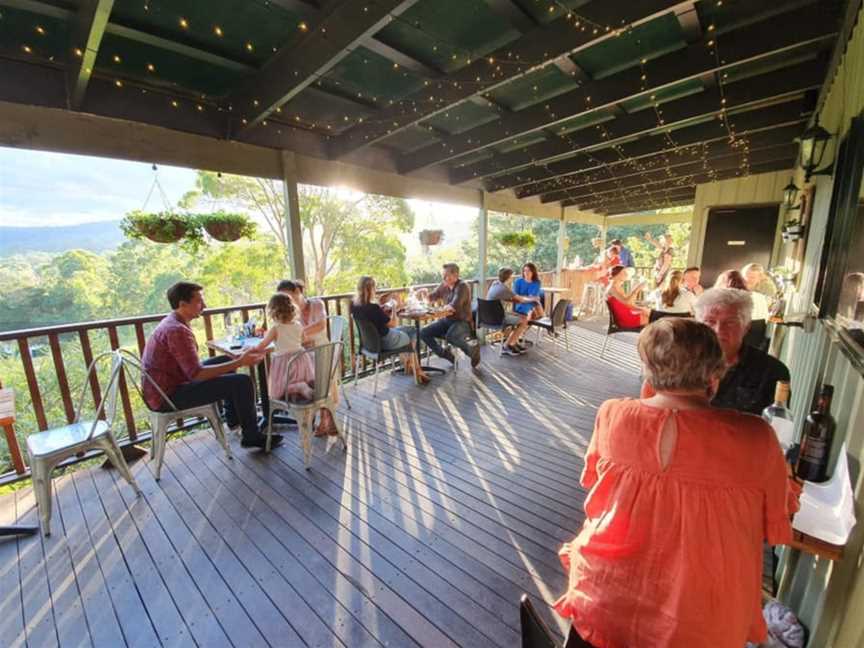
[0,322,641,648]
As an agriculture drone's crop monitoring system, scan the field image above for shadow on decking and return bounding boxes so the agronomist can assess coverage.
[0,322,640,648]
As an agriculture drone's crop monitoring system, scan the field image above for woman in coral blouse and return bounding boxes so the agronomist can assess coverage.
[554,318,795,648]
[605,265,651,328]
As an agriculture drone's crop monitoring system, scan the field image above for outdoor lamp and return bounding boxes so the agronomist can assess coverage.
[783,178,800,211]
[798,116,833,181]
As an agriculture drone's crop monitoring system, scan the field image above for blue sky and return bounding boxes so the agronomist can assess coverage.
[0,146,478,245]
[0,146,198,227]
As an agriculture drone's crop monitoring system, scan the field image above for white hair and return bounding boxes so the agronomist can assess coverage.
[694,288,753,326]
[741,263,765,277]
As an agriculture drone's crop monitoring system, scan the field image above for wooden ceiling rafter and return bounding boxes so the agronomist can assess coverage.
[515,121,805,199]
[327,0,701,158]
[228,0,421,134]
[537,141,799,203]
[454,58,824,188]
[398,2,837,174]
[66,0,115,110]
[544,142,798,204]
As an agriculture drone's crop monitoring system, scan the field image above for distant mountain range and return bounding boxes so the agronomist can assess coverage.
[0,220,125,256]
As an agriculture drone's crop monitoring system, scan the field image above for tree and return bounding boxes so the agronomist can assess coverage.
[180,172,414,294]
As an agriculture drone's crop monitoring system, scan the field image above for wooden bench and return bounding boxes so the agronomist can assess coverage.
[0,385,26,475]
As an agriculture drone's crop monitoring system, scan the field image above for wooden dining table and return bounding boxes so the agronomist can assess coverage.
[205,336,294,426]
[397,308,450,375]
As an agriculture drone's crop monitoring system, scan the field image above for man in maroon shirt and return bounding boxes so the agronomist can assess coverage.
[142,282,282,449]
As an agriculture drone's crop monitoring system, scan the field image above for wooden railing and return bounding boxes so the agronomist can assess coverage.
[0,280,490,484]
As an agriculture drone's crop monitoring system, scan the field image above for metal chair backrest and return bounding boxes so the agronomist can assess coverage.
[519,595,560,648]
[282,341,343,402]
[355,318,384,354]
[327,315,348,343]
[477,298,506,327]
[550,299,571,328]
[70,350,125,440]
[114,348,181,412]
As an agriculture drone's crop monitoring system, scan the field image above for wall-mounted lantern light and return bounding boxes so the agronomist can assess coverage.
[798,116,834,181]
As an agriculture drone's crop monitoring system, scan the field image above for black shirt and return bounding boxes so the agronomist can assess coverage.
[712,344,791,415]
[350,302,390,337]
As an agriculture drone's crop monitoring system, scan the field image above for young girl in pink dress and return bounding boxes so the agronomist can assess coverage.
[254,293,315,402]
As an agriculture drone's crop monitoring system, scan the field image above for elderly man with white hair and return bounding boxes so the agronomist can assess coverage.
[694,287,790,415]
[641,288,790,415]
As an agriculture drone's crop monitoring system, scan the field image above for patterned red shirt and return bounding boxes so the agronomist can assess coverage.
[142,312,202,409]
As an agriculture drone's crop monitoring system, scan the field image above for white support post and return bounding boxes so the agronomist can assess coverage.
[556,206,566,283]
[478,194,489,343]
[280,150,306,282]
[600,217,608,250]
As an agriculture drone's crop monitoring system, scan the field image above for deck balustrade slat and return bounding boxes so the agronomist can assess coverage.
[77,329,105,420]
[17,337,49,431]
[202,313,215,357]
[133,322,147,355]
[47,334,76,424]
[107,326,137,440]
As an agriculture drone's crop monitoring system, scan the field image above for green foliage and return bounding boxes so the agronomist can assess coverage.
[181,171,414,294]
[497,231,536,249]
[608,222,691,269]
[198,211,256,241]
[120,210,205,253]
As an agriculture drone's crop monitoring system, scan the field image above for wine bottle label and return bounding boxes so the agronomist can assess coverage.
[771,418,795,448]
[800,437,828,463]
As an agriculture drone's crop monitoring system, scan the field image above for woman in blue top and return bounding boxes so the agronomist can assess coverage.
[513,262,545,320]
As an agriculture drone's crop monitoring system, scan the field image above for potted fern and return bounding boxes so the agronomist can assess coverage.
[198,212,256,242]
[497,231,536,249]
[120,210,200,244]
[419,229,444,246]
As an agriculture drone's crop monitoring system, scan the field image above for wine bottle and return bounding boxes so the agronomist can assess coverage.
[762,381,794,451]
[795,384,836,482]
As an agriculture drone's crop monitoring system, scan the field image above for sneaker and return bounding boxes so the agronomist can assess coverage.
[512,343,528,354]
[241,434,284,450]
[441,349,456,365]
[501,345,520,357]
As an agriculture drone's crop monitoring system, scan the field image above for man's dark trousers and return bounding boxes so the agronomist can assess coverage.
[163,356,259,441]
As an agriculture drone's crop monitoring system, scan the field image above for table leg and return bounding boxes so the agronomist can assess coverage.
[414,319,446,375]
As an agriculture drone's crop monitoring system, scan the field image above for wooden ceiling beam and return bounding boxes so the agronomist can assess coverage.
[362,37,442,78]
[602,198,696,216]
[327,0,700,158]
[518,124,803,199]
[228,0,420,134]
[465,56,825,188]
[542,143,798,203]
[565,158,795,209]
[67,0,114,110]
[401,2,837,173]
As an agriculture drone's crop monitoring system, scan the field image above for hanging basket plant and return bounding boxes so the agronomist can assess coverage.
[199,212,256,242]
[419,229,444,246]
[497,231,536,249]
[120,210,204,252]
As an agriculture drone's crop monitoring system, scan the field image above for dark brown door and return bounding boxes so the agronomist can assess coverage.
[700,206,779,286]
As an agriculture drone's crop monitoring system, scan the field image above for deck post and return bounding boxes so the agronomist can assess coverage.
[478,193,489,343]
[281,150,306,283]
[556,206,566,284]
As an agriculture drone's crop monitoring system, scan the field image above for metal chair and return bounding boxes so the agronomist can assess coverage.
[118,350,233,481]
[265,342,347,467]
[601,298,644,359]
[26,350,141,535]
[529,299,573,353]
[326,314,351,409]
[476,298,516,356]
[353,319,413,397]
